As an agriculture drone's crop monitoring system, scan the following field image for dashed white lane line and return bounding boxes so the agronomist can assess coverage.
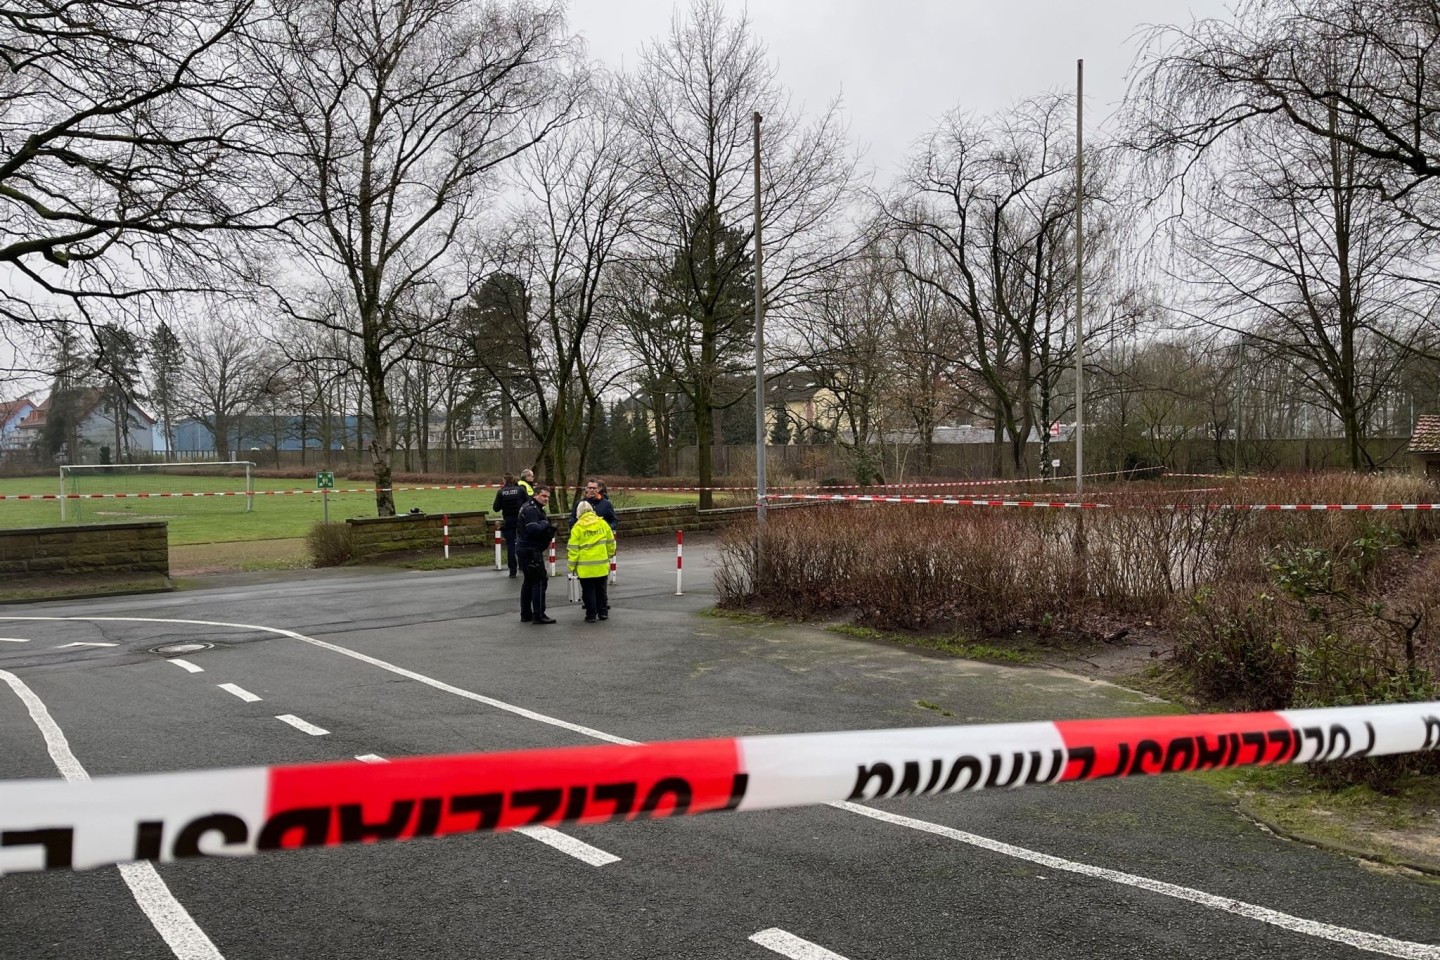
[750,929,851,960]
[0,668,225,960]
[831,801,1440,960]
[0,637,30,643]
[6,616,1438,958]
[168,659,204,674]
[217,683,260,703]
[56,642,117,648]
[514,826,623,867]
[275,714,328,736]
[357,753,620,866]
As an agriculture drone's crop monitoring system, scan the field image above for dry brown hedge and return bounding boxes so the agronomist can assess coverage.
[716,473,1440,785]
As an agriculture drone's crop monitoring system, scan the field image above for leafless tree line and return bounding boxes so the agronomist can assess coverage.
[8,0,1440,511]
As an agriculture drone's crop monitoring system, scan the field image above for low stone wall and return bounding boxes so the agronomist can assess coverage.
[0,521,170,599]
[347,510,495,559]
[343,501,820,561]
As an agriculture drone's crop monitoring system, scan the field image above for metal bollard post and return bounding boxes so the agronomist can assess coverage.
[675,529,683,596]
[494,525,502,570]
[443,514,450,560]
[548,537,557,578]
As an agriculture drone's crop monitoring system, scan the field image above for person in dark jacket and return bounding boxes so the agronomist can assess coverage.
[516,485,556,624]
[569,478,618,531]
[491,472,528,577]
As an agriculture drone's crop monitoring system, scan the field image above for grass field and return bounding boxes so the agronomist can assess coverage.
[0,475,698,545]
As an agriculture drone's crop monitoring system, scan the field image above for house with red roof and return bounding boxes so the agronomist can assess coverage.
[0,396,37,452]
[14,389,156,462]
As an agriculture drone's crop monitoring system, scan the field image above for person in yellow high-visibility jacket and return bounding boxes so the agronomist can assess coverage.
[567,500,616,623]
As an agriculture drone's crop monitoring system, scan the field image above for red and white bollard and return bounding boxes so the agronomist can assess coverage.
[493,525,503,570]
[442,514,450,560]
[609,548,617,585]
[548,537,557,578]
[675,529,683,596]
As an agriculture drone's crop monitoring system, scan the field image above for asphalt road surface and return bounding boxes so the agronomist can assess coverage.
[1,538,1437,960]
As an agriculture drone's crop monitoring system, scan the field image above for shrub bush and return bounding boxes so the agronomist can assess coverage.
[306,520,351,567]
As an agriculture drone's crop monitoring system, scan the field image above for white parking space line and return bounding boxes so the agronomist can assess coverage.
[750,928,851,960]
[831,801,1440,960]
[168,659,204,673]
[7,615,1437,958]
[275,714,328,736]
[217,683,261,703]
[0,668,225,960]
[514,826,622,867]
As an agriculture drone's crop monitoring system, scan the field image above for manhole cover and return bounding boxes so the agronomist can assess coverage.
[151,642,213,655]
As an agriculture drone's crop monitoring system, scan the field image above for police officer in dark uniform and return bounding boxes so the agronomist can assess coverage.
[516,484,556,624]
[491,472,528,577]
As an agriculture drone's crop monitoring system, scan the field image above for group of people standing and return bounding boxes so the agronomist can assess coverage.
[491,470,617,625]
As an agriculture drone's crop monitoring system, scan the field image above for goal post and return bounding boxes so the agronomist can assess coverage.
[59,461,256,522]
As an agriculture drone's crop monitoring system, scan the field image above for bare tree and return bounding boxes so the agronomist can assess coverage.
[882,95,1109,476]
[253,0,575,515]
[462,87,637,494]
[789,240,896,482]
[620,0,858,507]
[1147,55,1433,468]
[1128,0,1440,217]
[176,307,277,460]
[0,1,276,334]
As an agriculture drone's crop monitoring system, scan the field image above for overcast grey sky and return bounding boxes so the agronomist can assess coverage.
[569,0,1234,180]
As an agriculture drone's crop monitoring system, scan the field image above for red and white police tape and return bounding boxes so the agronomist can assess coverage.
[766,493,1440,512]
[1,701,1435,875]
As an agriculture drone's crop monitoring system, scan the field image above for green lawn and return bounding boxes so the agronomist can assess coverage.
[0,475,697,545]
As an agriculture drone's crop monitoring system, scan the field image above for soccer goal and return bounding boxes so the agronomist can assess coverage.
[59,461,256,522]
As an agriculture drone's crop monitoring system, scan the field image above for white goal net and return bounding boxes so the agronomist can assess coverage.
[59,461,256,522]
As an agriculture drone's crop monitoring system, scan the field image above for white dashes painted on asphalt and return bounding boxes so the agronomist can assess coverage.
[275,714,328,736]
[750,928,852,959]
[217,683,261,703]
[168,659,204,673]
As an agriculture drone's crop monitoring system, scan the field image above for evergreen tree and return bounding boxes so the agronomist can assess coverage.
[90,323,145,461]
[614,408,659,477]
[147,322,185,457]
[40,320,87,461]
[768,402,793,445]
[586,403,618,474]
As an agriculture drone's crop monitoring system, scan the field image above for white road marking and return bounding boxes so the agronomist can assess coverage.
[275,714,328,736]
[831,801,1440,960]
[5,615,1437,958]
[0,637,30,643]
[56,641,118,648]
[750,929,851,960]
[0,668,225,960]
[168,659,204,674]
[514,826,622,867]
[356,752,620,866]
[217,683,261,703]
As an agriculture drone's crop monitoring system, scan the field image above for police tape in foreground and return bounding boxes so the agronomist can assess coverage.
[2,702,1435,875]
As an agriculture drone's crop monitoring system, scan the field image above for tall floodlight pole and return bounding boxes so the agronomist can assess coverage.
[1074,59,1086,496]
[754,111,767,528]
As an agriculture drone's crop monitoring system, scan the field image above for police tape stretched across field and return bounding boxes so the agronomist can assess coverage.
[1,702,1436,874]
